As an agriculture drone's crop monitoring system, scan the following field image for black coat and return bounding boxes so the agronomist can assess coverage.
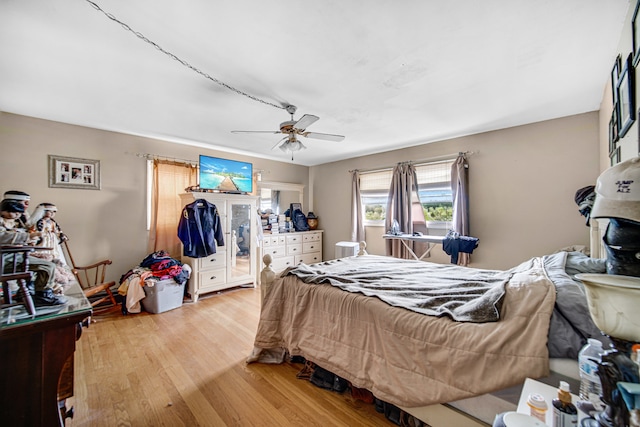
[177,199,224,258]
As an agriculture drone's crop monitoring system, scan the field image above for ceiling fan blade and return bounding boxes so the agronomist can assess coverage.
[271,136,288,150]
[231,130,280,134]
[302,131,345,142]
[293,114,319,131]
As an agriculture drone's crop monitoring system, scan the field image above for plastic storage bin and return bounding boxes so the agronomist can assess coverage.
[335,241,359,258]
[141,279,185,314]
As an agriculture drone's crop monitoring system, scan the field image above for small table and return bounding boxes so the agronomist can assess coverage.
[383,233,445,260]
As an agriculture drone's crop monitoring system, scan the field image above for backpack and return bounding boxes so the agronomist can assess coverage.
[292,209,309,232]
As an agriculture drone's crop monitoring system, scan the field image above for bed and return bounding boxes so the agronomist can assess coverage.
[247,248,607,425]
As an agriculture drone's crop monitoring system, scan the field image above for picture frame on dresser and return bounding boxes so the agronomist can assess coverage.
[616,53,635,138]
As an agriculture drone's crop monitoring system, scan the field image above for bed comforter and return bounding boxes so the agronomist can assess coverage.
[249,252,601,408]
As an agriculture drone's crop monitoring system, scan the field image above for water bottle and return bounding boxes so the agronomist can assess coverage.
[578,338,603,403]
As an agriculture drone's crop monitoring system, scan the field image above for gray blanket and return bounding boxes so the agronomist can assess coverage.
[285,255,511,323]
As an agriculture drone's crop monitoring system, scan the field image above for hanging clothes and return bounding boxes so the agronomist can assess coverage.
[177,199,224,258]
[442,230,479,264]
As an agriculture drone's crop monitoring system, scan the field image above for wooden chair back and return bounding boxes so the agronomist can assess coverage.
[62,240,117,309]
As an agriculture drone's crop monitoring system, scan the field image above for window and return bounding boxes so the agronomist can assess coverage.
[360,169,393,225]
[416,160,454,230]
[359,160,454,229]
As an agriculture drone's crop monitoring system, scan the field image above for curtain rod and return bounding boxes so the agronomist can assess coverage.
[129,152,198,166]
[349,151,475,174]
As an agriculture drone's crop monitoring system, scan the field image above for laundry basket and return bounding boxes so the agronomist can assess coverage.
[142,279,185,314]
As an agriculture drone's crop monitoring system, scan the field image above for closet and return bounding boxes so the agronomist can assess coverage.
[179,192,258,302]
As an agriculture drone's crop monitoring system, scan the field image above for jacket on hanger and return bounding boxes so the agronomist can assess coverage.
[177,199,224,258]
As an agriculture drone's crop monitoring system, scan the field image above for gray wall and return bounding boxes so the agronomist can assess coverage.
[311,112,600,270]
[0,112,310,283]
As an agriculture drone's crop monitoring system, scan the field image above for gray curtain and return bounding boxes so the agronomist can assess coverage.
[451,154,470,265]
[351,170,365,243]
[385,162,425,258]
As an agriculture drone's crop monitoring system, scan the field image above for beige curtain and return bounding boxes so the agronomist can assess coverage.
[147,159,197,258]
[451,154,470,265]
[385,162,425,258]
[351,170,365,243]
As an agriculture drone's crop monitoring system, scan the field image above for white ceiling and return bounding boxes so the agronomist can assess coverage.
[0,0,630,166]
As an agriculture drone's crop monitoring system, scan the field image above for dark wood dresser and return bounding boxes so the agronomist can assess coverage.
[0,281,92,426]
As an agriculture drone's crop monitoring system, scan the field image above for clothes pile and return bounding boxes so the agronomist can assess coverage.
[118,250,191,314]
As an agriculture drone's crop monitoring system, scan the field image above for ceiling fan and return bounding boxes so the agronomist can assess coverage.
[231,105,345,159]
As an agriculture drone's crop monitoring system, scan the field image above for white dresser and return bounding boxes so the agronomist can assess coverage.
[179,192,258,301]
[261,230,323,273]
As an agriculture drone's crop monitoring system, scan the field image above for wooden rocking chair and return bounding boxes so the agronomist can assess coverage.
[62,240,118,310]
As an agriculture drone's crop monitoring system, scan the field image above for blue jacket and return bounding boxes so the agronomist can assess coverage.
[177,199,224,258]
[443,231,479,264]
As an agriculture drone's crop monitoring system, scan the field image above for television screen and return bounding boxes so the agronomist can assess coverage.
[199,155,253,193]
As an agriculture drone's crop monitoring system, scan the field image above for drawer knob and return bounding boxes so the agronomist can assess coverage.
[210,258,216,262]
[210,276,216,280]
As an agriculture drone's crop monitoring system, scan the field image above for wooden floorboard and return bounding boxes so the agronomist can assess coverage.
[67,287,392,426]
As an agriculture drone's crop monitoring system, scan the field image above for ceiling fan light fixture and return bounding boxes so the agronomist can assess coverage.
[289,140,303,151]
[278,139,306,153]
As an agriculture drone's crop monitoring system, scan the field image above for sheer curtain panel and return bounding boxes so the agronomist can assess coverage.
[148,159,197,258]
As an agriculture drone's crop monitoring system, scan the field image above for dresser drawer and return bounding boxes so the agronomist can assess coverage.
[303,241,321,254]
[287,243,303,256]
[195,251,227,271]
[295,253,322,265]
[264,245,287,258]
[264,235,278,246]
[303,232,322,242]
[198,268,226,288]
[271,256,295,272]
[286,234,304,245]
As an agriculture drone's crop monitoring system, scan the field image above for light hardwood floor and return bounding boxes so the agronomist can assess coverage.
[67,287,391,426]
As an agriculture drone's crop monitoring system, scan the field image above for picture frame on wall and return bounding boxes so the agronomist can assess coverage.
[638,108,640,156]
[633,0,640,66]
[617,53,635,138]
[48,155,101,190]
[609,111,618,155]
[610,146,621,166]
[611,54,621,104]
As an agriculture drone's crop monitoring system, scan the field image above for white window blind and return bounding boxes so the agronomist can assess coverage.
[415,160,453,188]
[360,169,393,192]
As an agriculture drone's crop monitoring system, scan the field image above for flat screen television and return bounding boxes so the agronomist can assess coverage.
[198,155,253,193]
